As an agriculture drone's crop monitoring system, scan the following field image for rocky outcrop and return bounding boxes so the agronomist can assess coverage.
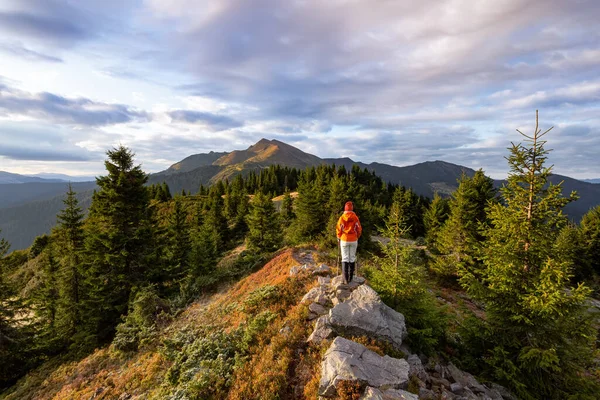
[293,262,516,400]
[406,358,516,400]
[328,285,408,351]
[319,337,410,397]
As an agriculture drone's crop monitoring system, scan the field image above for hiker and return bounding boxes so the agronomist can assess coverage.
[336,201,362,284]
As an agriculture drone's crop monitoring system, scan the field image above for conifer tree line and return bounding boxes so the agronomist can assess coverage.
[0,147,429,388]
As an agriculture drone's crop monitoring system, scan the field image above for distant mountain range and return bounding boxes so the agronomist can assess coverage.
[1,138,599,251]
[26,172,97,182]
[582,178,600,184]
[0,171,96,184]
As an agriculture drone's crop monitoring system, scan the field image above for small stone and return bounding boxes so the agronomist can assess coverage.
[450,383,464,395]
[407,354,428,382]
[360,387,418,400]
[302,286,325,304]
[430,376,451,389]
[315,293,332,307]
[279,326,291,336]
[308,316,334,345]
[313,264,331,275]
[309,302,328,315]
[290,265,302,276]
[419,387,436,400]
[336,289,352,301]
[318,276,331,285]
[308,312,319,321]
[441,388,457,399]
[331,275,345,287]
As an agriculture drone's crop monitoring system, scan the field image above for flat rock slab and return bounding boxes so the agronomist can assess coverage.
[328,285,408,350]
[361,387,418,400]
[319,337,409,397]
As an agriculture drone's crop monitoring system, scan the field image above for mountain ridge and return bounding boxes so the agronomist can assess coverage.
[1,138,599,251]
[0,171,67,184]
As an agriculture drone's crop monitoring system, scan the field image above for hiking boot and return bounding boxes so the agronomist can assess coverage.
[348,262,355,282]
[341,262,349,284]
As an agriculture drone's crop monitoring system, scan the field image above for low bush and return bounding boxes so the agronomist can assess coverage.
[113,286,171,352]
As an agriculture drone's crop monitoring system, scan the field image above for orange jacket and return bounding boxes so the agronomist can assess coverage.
[336,211,362,242]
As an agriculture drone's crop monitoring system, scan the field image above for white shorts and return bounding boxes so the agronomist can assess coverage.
[340,240,358,262]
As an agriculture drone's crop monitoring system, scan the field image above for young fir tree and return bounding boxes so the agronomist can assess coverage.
[423,192,450,252]
[291,176,327,241]
[580,205,600,277]
[54,184,85,340]
[165,197,191,284]
[246,192,282,253]
[280,188,294,227]
[81,146,152,344]
[205,190,229,249]
[433,170,496,279]
[233,190,250,234]
[468,112,597,399]
[188,220,219,278]
[369,197,446,354]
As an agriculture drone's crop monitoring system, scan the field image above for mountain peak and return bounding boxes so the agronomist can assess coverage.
[212,138,322,170]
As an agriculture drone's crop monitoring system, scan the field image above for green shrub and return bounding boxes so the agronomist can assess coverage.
[160,310,279,398]
[242,285,280,313]
[113,286,171,352]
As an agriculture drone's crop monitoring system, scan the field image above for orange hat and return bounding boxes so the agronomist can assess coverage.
[344,201,353,211]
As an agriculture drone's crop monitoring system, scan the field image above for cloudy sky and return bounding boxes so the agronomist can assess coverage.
[0,0,599,179]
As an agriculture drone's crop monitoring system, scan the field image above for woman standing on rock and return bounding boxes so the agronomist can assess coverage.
[336,201,362,284]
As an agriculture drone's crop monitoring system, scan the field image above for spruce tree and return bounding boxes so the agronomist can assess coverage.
[280,188,295,227]
[205,191,229,249]
[469,112,596,399]
[166,197,191,284]
[246,192,282,253]
[32,248,61,349]
[54,184,85,340]
[189,219,219,277]
[233,190,250,234]
[81,146,152,344]
[423,192,450,252]
[580,205,600,277]
[434,170,496,278]
[291,176,327,241]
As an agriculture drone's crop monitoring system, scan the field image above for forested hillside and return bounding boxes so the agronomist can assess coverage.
[3,139,600,252]
[1,118,600,399]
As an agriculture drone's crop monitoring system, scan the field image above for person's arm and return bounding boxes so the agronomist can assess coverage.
[356,218,362,238]
[336,216,343,239]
